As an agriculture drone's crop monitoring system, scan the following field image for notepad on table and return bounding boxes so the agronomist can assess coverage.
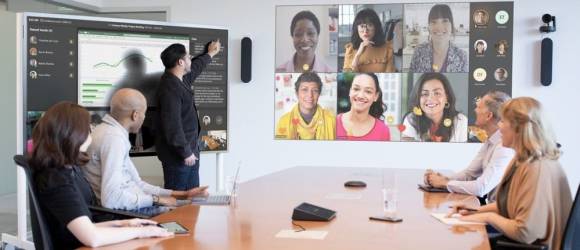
[431,213,486,225]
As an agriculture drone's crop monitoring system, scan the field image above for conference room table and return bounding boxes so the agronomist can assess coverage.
[84,167,490,250]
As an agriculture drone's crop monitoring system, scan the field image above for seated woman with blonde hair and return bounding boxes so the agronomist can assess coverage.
[450,97,572,250]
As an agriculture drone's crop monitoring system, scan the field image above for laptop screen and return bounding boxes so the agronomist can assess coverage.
[229,163,242,195]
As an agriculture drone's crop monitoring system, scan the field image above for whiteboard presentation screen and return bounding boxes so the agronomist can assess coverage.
[24,14,228,155]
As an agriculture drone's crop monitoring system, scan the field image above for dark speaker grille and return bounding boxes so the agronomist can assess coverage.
[541,38,553,86]
[241,37,252,83]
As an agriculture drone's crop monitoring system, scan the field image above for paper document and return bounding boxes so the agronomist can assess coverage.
[431,213,486,225]
[275,230,328,240]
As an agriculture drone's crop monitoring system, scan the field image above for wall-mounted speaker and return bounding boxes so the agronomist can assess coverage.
[541,37,553,86]
[241,37,252,83]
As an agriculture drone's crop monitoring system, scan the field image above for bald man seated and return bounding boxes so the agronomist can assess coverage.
[83,88,208,211]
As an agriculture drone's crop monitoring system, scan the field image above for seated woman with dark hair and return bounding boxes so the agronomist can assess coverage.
[343,8,395,73]
[450,97,572,250]
[401,73,467,142]
[29,102,172,249]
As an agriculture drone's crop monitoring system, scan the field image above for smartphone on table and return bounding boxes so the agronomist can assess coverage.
[369,215,403,223]
[158,221,189,234]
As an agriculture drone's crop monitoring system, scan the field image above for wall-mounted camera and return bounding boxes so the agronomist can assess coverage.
[539,14,556,33]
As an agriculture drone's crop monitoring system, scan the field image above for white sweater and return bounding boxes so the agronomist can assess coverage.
[402,113,468,142]
[83,114,172,210]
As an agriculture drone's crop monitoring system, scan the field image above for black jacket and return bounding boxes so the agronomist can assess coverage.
[155,54,211,166]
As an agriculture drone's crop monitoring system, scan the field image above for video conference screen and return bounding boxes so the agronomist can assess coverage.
[24,14,228,155]
[275,2,513,143]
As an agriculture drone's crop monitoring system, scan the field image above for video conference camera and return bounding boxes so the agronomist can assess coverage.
[539,14,556,33]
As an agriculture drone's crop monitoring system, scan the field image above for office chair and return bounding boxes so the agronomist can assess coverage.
[384,19,403,56]
[561,184,579,250]
[13,155,150,249]
[384,19,399,41]
[493,238,547,250]
[13,155,53,250]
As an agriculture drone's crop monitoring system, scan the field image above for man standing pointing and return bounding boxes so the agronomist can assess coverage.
[156,40,221,190]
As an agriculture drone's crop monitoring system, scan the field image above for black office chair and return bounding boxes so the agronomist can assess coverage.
[13,154,53,250]
[561,184,580,250]
[13,155,150,249]
[493,238,547,250]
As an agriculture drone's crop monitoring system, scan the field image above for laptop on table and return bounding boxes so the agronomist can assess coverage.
[191,164,241,205]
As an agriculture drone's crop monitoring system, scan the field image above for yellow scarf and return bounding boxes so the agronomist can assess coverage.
[276,104,335,140]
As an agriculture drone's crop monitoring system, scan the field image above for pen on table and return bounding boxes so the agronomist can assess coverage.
[449,206,479,212]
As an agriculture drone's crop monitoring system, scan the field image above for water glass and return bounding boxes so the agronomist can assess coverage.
[382,188,398,216]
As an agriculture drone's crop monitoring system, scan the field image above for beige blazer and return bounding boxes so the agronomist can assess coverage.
[496,158,572,250]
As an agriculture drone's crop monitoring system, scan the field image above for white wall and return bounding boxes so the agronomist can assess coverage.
[0,2,18,195]
[104,0,579,194]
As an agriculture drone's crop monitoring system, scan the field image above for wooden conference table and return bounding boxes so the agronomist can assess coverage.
[85,167,490,250]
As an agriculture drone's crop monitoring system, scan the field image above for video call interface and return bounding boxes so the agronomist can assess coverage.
[25,15,228,154]
[275,2,513,143]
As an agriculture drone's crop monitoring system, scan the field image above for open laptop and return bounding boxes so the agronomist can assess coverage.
[191,164,241,205]
[128,205,171,218]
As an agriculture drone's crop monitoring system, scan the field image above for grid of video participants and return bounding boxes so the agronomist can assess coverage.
[275,2,513,143]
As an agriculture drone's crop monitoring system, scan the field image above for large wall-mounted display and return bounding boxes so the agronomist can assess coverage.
[24,13,228,155]
[275,2,513,143]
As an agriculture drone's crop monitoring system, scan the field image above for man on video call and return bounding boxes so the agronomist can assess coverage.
[424,91,514,202]
[156,40,221,190]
